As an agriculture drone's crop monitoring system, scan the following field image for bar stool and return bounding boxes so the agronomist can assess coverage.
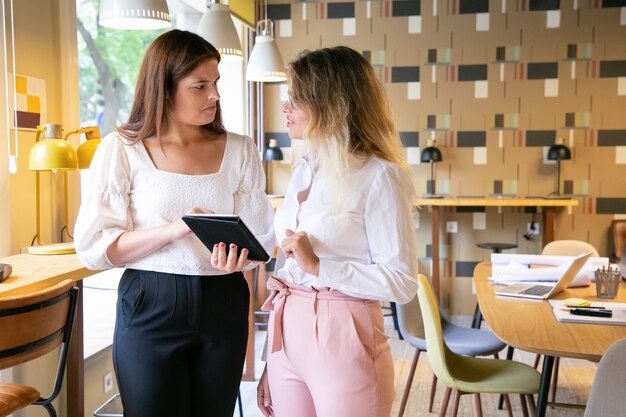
[473,242,518,328]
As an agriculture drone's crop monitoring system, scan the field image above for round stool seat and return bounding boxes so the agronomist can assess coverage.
[477,242,518,253]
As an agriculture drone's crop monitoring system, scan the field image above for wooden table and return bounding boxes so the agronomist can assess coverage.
[415,197,579,298]
[0,253,99,417]
[474,262,626,417]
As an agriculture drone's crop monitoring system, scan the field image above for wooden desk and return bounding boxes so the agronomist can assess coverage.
[0,253,98,417]
[474,262,626,417]
[415,197,578,298]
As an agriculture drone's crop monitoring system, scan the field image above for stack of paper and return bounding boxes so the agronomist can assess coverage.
[490,254,609,287]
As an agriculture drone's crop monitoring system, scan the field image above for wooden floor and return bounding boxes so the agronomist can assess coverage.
[236,316,595,417]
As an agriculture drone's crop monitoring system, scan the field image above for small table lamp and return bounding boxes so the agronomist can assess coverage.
[420,140,443,198]
[547,139,571,198]
[263,139,283,194]
[263,138,283,162]
[28,124,79,255]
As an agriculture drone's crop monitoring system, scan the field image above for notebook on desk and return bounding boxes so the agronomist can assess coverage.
[495,252,592,299]
[549,300,626,325]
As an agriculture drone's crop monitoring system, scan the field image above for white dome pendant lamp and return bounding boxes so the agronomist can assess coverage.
[99,0,171,30]
[196,0,244,62]
[247,19,286,82]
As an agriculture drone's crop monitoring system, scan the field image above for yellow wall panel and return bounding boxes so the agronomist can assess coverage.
[229,0,255,27]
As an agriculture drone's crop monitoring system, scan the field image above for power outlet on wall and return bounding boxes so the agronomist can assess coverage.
[446,221,458,233]
[526,222,540,236]
[104,372,113,394]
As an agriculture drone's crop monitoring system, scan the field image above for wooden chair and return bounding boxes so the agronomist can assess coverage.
[610,220,626,262]
[416,275,540,417]
[0,279,79,417]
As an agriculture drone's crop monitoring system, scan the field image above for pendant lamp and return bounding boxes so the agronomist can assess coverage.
[247,19,286,82]
[197,0,244,62]
[99,0,171,30]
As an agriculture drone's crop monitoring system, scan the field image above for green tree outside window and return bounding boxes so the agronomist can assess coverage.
[77,0,168,135]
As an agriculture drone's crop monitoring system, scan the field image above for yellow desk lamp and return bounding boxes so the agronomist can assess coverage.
[27,124,80,255]
[62,126,102,239]
[27,125,101,254]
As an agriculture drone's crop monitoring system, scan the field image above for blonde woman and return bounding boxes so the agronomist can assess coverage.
[257,46,419,417]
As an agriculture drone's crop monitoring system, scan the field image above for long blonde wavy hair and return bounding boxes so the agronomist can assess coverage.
[287,46,408,182]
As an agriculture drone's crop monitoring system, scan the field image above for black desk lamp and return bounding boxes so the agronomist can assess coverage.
[263,138,283,194]
[263,138,283,161]
[547,139,571,198]
[421,140,443,198]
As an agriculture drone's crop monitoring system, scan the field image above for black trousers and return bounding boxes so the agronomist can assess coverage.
[113,269,249,417]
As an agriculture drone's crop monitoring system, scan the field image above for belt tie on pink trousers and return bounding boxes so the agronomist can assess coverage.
[261,276,364,353]
[261,277,292,353]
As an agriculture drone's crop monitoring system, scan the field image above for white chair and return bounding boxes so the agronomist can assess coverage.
[539,240,599,405]
[542,240,599,258]
[583,338,626,417]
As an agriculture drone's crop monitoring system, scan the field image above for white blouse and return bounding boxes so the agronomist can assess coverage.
[274,156,419,304]
[74,131,275,275]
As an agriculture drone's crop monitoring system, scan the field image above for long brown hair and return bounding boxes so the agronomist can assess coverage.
[116,29,225,142]
[287,46,408,176]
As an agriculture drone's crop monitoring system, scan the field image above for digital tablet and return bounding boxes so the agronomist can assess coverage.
[182,214,270,262]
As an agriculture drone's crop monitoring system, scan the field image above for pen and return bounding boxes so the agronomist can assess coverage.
[569,308,613,318]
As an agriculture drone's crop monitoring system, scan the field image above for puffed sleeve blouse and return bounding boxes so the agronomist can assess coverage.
[74,131,275,275]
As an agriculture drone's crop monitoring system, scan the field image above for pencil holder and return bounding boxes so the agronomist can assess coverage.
[594,269,621,299]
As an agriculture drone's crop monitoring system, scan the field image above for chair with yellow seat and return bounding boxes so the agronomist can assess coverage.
[0,280,79,417]
[395,285,507,416]
[416,274,540,416]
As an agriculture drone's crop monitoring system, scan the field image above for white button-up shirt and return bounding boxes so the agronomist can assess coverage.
[274,156,418,304]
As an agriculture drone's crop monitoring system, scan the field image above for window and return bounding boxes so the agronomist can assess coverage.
[76,0,248,137]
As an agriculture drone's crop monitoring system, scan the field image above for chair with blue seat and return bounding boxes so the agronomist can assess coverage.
[396,280,508,416]
[415,274,540,417]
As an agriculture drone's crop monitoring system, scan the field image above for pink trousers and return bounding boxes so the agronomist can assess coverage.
[262,277,395,417]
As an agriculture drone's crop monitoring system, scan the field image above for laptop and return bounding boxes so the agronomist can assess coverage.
[495,252,592,299]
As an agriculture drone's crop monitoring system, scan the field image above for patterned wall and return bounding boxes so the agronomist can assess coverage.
[261,0,626,315]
